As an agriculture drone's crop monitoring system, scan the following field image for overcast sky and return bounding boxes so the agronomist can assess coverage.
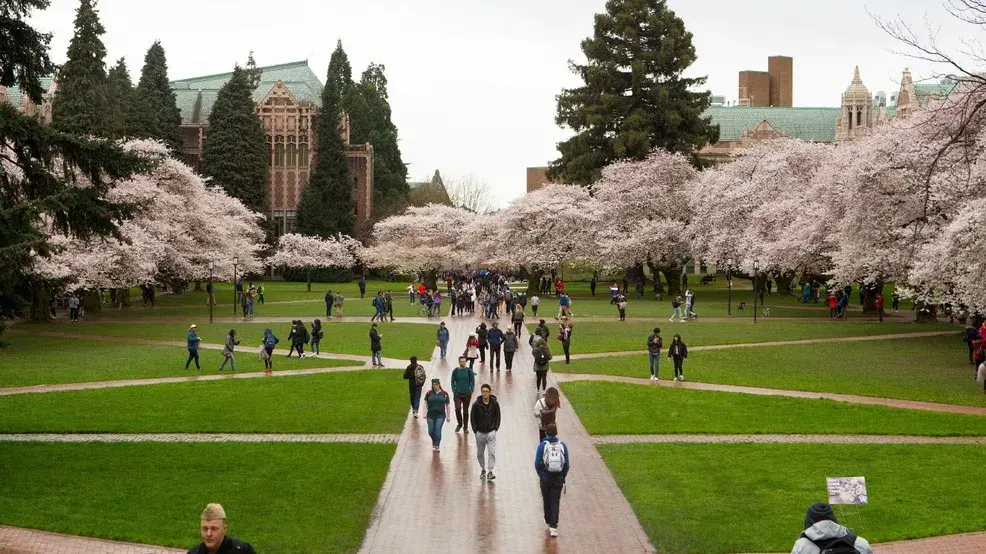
[28,0,972,206]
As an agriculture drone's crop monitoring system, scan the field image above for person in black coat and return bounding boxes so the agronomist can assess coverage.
[667,334,688,381]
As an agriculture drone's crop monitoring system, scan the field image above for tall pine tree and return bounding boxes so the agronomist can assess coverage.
[52,0,110,137]
[296,56,354,238]
[131,41,183,152]
[550,0,719,184]
[201,65,269,216]
[105,57,134,139]
[327,40,353,95]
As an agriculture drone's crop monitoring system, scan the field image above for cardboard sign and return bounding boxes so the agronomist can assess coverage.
[826,477,868,505]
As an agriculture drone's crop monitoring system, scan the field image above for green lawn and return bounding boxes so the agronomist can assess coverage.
[554,336,984,406]
[119,279,405,307]
[0,335,356,388]
[93,293,434,319]
[0,371,410,433]
[0,442,393,553]
[16,321,439,360]
[531,320,954,354]
[561,381,986,436]
[600,443,986,554]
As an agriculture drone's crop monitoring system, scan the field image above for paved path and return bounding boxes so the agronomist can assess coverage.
[0,433,399,443]
[566,330,958,360]
[592,434,986,445]
[0,364,372,396]
[873,531,986,553]
[554,373,986,416]
[76,315,441,325]
[359,314,654,553]
[0,525,183,554]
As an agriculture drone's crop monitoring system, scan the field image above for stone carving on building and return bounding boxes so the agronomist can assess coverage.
[836,66,874,141]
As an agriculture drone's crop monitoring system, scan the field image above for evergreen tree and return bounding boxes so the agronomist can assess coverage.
[347,63,408,207]
[51,0,110,137]
[0,0,55,103]
[327,40,353,94]
[549,0,719,184]
[201,66,269,216]
[131,41,183,152]
[105,57,134,139]
[296,61,354,238]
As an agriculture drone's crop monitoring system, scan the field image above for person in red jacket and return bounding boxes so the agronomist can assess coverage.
[827,294,838,319]
[874,294,885,322]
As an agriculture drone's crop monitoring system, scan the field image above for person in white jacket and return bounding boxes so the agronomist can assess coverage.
[791,502,872,554]
[533,387,560,442]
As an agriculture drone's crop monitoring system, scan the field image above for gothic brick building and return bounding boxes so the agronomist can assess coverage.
[170,60,374,236]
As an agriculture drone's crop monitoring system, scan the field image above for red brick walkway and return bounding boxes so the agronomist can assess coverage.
[0,525,183,553]
[359,314,655,553]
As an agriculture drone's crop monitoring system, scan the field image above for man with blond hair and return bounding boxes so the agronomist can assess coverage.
[187,503,256,554]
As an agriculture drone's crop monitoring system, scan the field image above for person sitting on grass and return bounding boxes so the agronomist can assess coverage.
[188,503,256,554]
[791,502,871,554]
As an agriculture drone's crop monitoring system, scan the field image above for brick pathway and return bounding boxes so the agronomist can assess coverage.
[554,373,986,416]
[873,531,986,553]
[592,434,986,445]
[360,314,655,553]
[0,433,399,443]
[0,364,371,397]
[566,330,958,360]
[0,525,183,553]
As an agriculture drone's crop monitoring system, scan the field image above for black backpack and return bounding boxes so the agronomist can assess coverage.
[801,532,858,554]
[534,347,549,366]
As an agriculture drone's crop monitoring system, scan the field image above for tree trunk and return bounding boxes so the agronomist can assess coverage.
[661,266,683,297]
[28,286,51,323]
[625,263,648,288]
[526,267,545,297]
[115,287,131,308]
[423,270,439,292]
[306,269,312,292]
[647,262,664,298]
[862,282,884,314]
[774,272,795,295]
[83,290,102,315]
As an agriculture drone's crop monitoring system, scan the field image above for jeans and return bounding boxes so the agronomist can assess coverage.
[475,431,497,471]
[540,480,564,527]
[70,307,79,320]
[439,340,448,358]
[453,393,471,428]
[409,384,423,412]
[489,345,501,369]
[535,370,548,391]
[649,352,661,378]
[504,350,515,370]
[673,356,684,378]
[427,416,444,447]
[310,339,320,355]
[561,342,570,363]
[264,346,274,369]
[219,353,236,371]
[372,350,382,365]
[185,349,200,369]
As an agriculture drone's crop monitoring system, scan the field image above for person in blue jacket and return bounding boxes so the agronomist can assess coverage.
[436,322,450,359]
[486,322,505,371]
[185,324,202,370]
[534,422,570,538]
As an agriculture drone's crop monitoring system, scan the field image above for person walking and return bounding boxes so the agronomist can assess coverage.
[68,295,80,322]
[511,305,525,336]
[535,422,570,538]
[533,337,552,393]
[370,323,383,367]
[534,387,560,441]
[290,320,309,358]
[424,378,451,451]
[218,329,240,372]
[451,356,475,432]
[964,324,981,365]
[436,321,450,359]
[668,333,688,381]
[616,294,627,321]
[471,383,501,480]
[309,319,323,357]
[333,291,345,318]
[476,322,489,365]
[557,292,572,319]
[669,295,685,322]
[403,356,426,418]
[892,291,901,311]
[874,293,885,322]
[487,322,504,372]
[325,290,333,318]
[465,334,480,369]
[684,289,698,320]
[261,328,278,375]
[205,281,215,307]
[185,324,202,371]
[503,327,519,372]
[558,320,573,364]
[531,294,540,317]
[358,275,367,299]
[257,283,265,304]
[371,292,385,322]
[385,290,395,322]
[647,327,663,381]
[533,319,550,345]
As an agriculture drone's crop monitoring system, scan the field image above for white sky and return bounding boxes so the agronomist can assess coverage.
[28,0,973,206]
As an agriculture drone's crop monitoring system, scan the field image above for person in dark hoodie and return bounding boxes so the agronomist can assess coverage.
[487,322,505,372]
[476,322,489,365]
[534,422,569,538]
[370,324,383,367]
[667,334,688,382]
[470,383,501,480]
[503,327,519,371]
[403,356,426,417]
[791,502,872,554]
[309,319,323,357]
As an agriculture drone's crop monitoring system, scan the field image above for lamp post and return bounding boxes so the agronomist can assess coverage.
[232,256,240,315]
[753,259,760,324]
[726,258,733,316]
[208,261,215,324]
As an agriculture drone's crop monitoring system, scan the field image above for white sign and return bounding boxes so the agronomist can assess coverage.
[826,477,868,505]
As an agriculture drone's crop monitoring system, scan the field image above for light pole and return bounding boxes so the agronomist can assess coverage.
[232,256,240,315]
[753,259,760,324]
[726,258,733,316]
[208,261,215,324]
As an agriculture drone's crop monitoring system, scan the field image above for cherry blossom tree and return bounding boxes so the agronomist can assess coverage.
[268,233,363,291]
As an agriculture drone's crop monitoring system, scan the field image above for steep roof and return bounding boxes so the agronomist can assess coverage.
[913,80,956,105]
[169,60,323,125]
[1,77,55,108]
[703,106,840,142]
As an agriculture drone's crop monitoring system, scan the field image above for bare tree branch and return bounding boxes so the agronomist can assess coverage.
[445,174,496,215]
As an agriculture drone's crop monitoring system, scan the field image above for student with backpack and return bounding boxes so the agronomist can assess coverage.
[534,387,560,441]
[647,327,663,381]
[261,328,278,376]
[534,423,569,538]
[424,378,451,451]
[669,296,684,322]
[532,337,553,393]
[791,502,872,554]
[668,334,688,381]
[309,319,323,357]
[403,356,427,418]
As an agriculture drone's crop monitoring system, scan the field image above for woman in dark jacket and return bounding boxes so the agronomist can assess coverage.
[476,322,489,364]
[667,334,688,381]
[310,319,323,357]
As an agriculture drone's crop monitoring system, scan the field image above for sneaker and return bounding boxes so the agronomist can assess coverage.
[480,470,487,480]
[486,472,495,480]
[433,445,439,451]
[680,375,685,381]
[413,412,418,418]
[549,528,558,537]
[455,424,462,432]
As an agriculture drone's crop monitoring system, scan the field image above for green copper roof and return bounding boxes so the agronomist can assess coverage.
[702,106,840,142]
[169,60,323,125]
[913,80,955,105]
[2,77,55,108]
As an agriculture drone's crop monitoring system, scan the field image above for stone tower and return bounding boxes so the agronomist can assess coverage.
[894,68,919,119]
[837,66,873,140]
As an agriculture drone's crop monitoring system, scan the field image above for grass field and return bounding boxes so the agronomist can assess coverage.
[0,371,411,434]
[599,443,986,553]
[15,321,439,361]
[0,442,394,553]
[528,320,954,354]
[0,335,356,388]
[553,336,984,406]
[560,381,986,436]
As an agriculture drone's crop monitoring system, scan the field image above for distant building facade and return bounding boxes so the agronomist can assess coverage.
[739,56,793,107]
[408,170,452,206]
[526,166,553,193]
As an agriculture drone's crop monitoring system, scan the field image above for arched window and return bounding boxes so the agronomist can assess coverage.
[856,109,862,126]
[287,144,297,168]
[266,137,273,167]
[299,144,309,167]
[274,136,285,167]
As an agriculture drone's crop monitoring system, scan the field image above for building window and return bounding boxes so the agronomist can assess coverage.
[266,137,273,167]
[856,109,862,126]
[287,144,297,168]
[299,143,309,167]
[285,211,297,234]
[274,137,285,167]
